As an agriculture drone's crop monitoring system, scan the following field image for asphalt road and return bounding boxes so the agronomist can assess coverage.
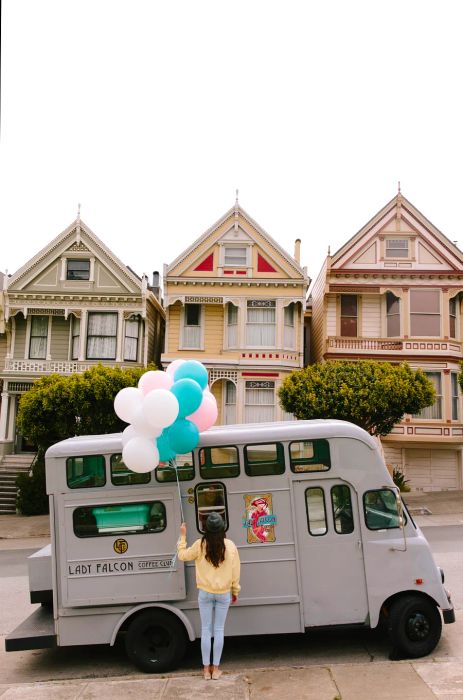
[0,525,462,684]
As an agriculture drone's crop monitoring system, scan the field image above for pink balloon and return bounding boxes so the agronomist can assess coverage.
[187,395,218,432]
[166,359,186,376]
[138,370,173,395]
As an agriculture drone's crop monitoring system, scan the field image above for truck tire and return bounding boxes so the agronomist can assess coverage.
[125,609,187,673]
[387,594,442,658]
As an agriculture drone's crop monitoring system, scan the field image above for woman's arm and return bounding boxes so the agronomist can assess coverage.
[177,523,200,561]
[230,543,241,598]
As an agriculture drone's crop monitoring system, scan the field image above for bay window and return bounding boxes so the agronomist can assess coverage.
[284,303,296,348]
[410,289,440,337]
[414,372,442,420]
[449,297,457,339]
[452,372,459,420]
[29,316,48,359]
[340,295,358,337]
[71,316,80,360]
[226,303,238,348]
[386,292,400,337]
[124,318,140,361]
[182,303,201,349]
[224,380,237,424]
[87,313,117,360]
[246,300,276,347]
[244,380,275,423]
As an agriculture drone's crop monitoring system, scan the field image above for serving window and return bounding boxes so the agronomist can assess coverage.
[244,442,285,476]
[363,489,403,530]
[195,482,228,533]
[199,445,240,479]
[73,501,166,538]
[67,455,106,489]
[289,439,331,473]
[111,454,151,486]
[155,452,195,482]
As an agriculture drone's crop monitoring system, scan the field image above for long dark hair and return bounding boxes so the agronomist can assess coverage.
[201,530,226,568]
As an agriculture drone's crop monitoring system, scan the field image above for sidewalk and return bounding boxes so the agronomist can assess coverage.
[0,661,462,699]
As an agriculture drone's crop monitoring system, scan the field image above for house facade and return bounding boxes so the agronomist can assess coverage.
[311,192,463,491]
[0,216,165,458]
[162,199,309,424]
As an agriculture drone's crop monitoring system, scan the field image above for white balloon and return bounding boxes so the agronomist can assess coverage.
[114,387,143,424]
[122,437,159,473]
[131,407,163,439]
[142,389,179,429]
[122,424,137,446]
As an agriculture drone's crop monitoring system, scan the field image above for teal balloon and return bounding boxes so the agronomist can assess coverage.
[157,430,176,462]
[167,419,200,454]
[170,378,203,417]
[174,360,209,390]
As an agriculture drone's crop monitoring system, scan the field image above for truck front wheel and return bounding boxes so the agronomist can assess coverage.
[125,609,187,673]
[387,594,442,658]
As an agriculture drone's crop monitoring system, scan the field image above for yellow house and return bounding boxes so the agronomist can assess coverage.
[311,191,463,491]
[162,198,309,424]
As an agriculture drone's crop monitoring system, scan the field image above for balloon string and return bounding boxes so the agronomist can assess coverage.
[168,458,183,575]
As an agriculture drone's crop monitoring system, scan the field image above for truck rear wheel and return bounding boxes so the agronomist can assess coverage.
[124,609,187,673]
[387,594,442,658]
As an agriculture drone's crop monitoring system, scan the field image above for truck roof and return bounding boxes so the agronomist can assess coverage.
[45,420,377,458]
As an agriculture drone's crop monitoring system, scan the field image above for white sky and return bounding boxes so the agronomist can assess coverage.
[1,0,463,289]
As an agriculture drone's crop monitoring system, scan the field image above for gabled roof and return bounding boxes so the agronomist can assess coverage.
[166,202,306,278]
[7,218,143,293]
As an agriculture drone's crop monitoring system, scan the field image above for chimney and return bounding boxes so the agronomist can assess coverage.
[294,239,301,264]
[152,271,160,288]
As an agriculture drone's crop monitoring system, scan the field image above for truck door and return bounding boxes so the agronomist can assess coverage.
[292,477,369,627]
[57,486,185,608]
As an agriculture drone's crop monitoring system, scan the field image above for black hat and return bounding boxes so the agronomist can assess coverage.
[205,512,225,533]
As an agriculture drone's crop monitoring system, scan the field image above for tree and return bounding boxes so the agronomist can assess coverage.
[278,360,435,437]
[15,364,154,515]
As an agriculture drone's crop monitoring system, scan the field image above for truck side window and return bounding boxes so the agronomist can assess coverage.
[363,489,402,530]
[73,501,166,537]
[331,485,354,534]
[244,443,285,476]
[290,440,331,473]
[195,483,228,533]
[67,455,106,489]
[155,452,195,482]
[305,487,327,536]
[199,446,240,479]
[111,454,151,486]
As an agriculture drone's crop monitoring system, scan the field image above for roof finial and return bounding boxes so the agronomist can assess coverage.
[234,189,239,233]
[77,203,81,222]
[235,188,239,206]
[397,181,401,195]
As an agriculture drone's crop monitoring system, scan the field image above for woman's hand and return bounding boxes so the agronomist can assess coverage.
[231,594,238,604]
[180,523,187,537]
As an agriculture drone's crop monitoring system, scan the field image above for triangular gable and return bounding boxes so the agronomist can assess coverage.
[331,194,463,272]
[257,253,277,273]
[167,203,305,279]
[194,253,214,272]
[7,219,142,294]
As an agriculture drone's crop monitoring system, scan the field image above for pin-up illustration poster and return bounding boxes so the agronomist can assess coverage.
[243,493,276,544]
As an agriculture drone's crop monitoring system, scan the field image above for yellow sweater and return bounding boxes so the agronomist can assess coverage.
[177,536,241,596]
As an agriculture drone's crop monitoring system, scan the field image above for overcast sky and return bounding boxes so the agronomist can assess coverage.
[1,1,462,289]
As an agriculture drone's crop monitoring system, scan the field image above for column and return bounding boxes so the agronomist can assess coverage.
[0,391,10,441]
[78,310,88,361]
[46,315,52,361]
[236,376,246,424]
[116,310,124,363]
[401,288,410,337]
[7,395,16,442]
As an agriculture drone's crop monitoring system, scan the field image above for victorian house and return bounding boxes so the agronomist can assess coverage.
[0,215,165,460]
[311,192,463,491]
[162,198,309,424]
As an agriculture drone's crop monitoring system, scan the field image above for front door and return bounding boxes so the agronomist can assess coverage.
[292,477,369,627]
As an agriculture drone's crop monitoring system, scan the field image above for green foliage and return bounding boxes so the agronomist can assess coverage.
[17,363,155,451]
[278,360,435,436]
[392,467,410,493]
[16,451,49,516]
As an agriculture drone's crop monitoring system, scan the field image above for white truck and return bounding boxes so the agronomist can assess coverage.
[6,420,455,671]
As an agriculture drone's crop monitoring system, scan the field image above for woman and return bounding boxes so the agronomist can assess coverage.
[177,512,240,680]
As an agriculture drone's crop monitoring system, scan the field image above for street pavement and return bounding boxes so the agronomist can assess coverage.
[0,491,462,699]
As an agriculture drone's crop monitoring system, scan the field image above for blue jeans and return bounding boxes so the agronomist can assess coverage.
[198,589,231,666]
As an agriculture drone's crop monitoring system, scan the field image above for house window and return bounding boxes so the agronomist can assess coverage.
[67,259,90,280]
[183,303,201,349]
[449,297,457,339]
[244,380,275,423]
[71,316,80,360]
[87,313,117,360]
[224,247,247,267]
[124,318,140,361]
[284,303,295,348]
[29,316,48,359]
[414,371,442,420]
[410,289,440,337]
[227,304,238,348]
[385,239,409,258]
[224,380,236,424]
[340,295,358,337]
[386,292,400,337]
[246,300,276,346]
[451,372,459,420]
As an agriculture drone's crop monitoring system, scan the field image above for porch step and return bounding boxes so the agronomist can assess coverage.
[0,454,36,516]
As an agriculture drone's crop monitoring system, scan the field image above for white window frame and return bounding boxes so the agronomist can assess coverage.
[226,303,238,349]
[449,297,458,339]
[180,303,203,350]
[451,372,459,421]
[385,238,410,259]
[245,300,276,348]
[222,245,249,268]
[414,371,442,420]
[86,312,118,360]
[71,316,80,360]
[28,315,49,360]
[124,317,141,362]
[283,303,296,349]
[244,380,275,423]
[224,380,237,424]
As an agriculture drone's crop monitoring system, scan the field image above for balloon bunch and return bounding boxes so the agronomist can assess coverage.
[114,360,218,473]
